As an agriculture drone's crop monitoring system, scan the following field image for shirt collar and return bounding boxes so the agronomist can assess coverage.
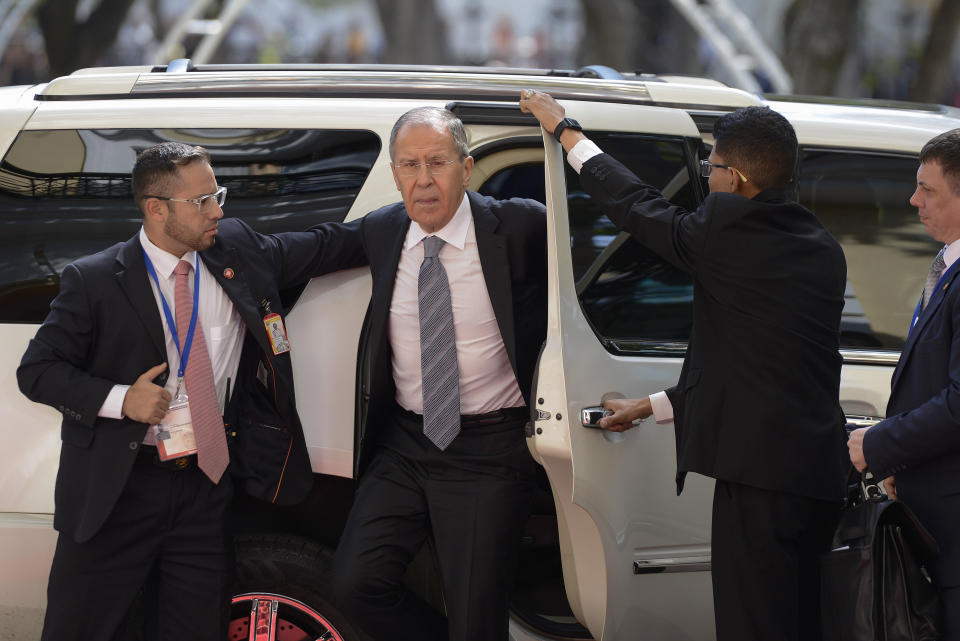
[404,193,472,251]
[943,238,960,271]
[139,227,197,280]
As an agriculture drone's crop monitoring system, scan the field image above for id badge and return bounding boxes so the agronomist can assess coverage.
[263,313,291,355]
[155,398,198,460]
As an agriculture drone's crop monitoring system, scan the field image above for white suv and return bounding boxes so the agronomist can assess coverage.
[1,61,957,640]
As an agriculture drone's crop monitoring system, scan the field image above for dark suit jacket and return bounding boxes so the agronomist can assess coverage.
[580,153,848,502]
[864,259,960,586]
[355,191,547,474]
[17,218,365,543]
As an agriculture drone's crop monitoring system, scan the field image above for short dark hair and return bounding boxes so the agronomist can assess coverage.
[919,129,960,195]
[132,142,211,209]
[389,107,468,162]
[712,106,797,191]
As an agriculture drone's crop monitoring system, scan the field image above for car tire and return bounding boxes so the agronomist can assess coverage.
[231,534,366,641]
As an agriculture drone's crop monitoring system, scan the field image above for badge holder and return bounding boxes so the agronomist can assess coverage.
[261,299,291,356]
[155,378,197,460]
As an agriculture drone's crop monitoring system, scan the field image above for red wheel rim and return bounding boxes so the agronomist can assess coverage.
[229,592,347,641]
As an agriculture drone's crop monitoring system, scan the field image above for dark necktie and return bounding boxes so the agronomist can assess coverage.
[418,236,460,450]
[921,247,947,311]
[175,260,229,482]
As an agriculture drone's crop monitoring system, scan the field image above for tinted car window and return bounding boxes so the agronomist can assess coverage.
[0,128,380,322]
[798,149,931,350]
[480,133,699,354]
[481,143,925,356]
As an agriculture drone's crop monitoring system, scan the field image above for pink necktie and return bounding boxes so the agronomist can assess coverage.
[175,260,229,483]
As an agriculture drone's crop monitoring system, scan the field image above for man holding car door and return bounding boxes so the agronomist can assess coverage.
[521,91,849,641]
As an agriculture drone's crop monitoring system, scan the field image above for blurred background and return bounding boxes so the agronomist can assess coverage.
[0,0,957,104]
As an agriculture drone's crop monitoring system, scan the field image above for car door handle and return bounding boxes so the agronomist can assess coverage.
[581,406,647,429]
[845,415,882,429]
[581,406,610,428]
[845,415,882,438]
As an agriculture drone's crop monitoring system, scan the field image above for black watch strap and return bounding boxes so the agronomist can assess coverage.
[553,118,582,143]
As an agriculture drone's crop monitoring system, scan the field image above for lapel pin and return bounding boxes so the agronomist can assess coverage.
[223,268,235,280]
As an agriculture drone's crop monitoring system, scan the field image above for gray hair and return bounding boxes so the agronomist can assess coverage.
[389,107,469,162]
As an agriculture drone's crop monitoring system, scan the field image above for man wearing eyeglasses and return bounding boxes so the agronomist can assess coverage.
[329,106,546,641]
[521,94,848,641]
[17,142,366,641]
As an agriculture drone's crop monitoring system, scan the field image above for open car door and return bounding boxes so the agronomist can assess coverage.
[530,101,716,641]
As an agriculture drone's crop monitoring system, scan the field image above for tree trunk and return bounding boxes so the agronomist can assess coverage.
[373,0,452,64]
[577,0,706,76]
[38,0,138,78]
[577,0,640,70]
[633,0,700,76]
[782,0,861,95]
[909,0,960,104]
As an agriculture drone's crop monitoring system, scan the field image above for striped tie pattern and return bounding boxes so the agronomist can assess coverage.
[921,246,947,312]
[419,236,460,450]
[175,260,229,482]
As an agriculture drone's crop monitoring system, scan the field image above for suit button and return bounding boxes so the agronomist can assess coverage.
[58,405,64,412]
[129,441,139,451]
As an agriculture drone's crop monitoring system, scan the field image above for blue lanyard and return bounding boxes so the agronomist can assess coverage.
[142,250,200,379]
[909,257,959,334]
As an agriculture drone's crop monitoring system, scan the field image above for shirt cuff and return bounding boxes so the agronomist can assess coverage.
[98,384,130,419]
[567,139,603,174]
[649,391,674,424]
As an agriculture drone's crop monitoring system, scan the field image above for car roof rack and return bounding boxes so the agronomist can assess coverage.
[38,61,764,114]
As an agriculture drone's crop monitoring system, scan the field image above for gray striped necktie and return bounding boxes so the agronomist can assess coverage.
[922,246,947,311]
[419,236,460,450]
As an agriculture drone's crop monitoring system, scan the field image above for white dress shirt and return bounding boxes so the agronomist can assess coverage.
[567,138,674,424]
[389,194,524,414]
[98,228,246,437]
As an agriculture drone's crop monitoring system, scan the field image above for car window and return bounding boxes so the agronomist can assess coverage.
[0,128,380,322]
[479,132,699,355]
[481,142,925,356]
[798,149,931,351]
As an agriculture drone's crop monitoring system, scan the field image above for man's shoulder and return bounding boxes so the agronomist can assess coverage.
[358,201,408,232]
[213,217,255,243]
[207,218,274,258]
[69,237,133,275]
[468,192,545,237]
[471,191,545,216]
[708,191,826,230]
[364,200,407,220]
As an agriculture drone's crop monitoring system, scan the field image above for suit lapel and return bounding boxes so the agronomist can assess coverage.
[200,244,267,351]
[893,266,960,391]
[115,235,166,358]
[371,209,410,342]
[469,192,517,375]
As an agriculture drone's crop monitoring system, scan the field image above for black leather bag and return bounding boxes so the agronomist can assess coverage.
[821,472,942,641]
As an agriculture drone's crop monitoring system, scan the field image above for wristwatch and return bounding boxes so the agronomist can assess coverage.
[553,117,583,143]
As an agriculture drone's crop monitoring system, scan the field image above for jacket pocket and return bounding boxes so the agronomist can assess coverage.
[61,422,94,448]
[683,368,702,391]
